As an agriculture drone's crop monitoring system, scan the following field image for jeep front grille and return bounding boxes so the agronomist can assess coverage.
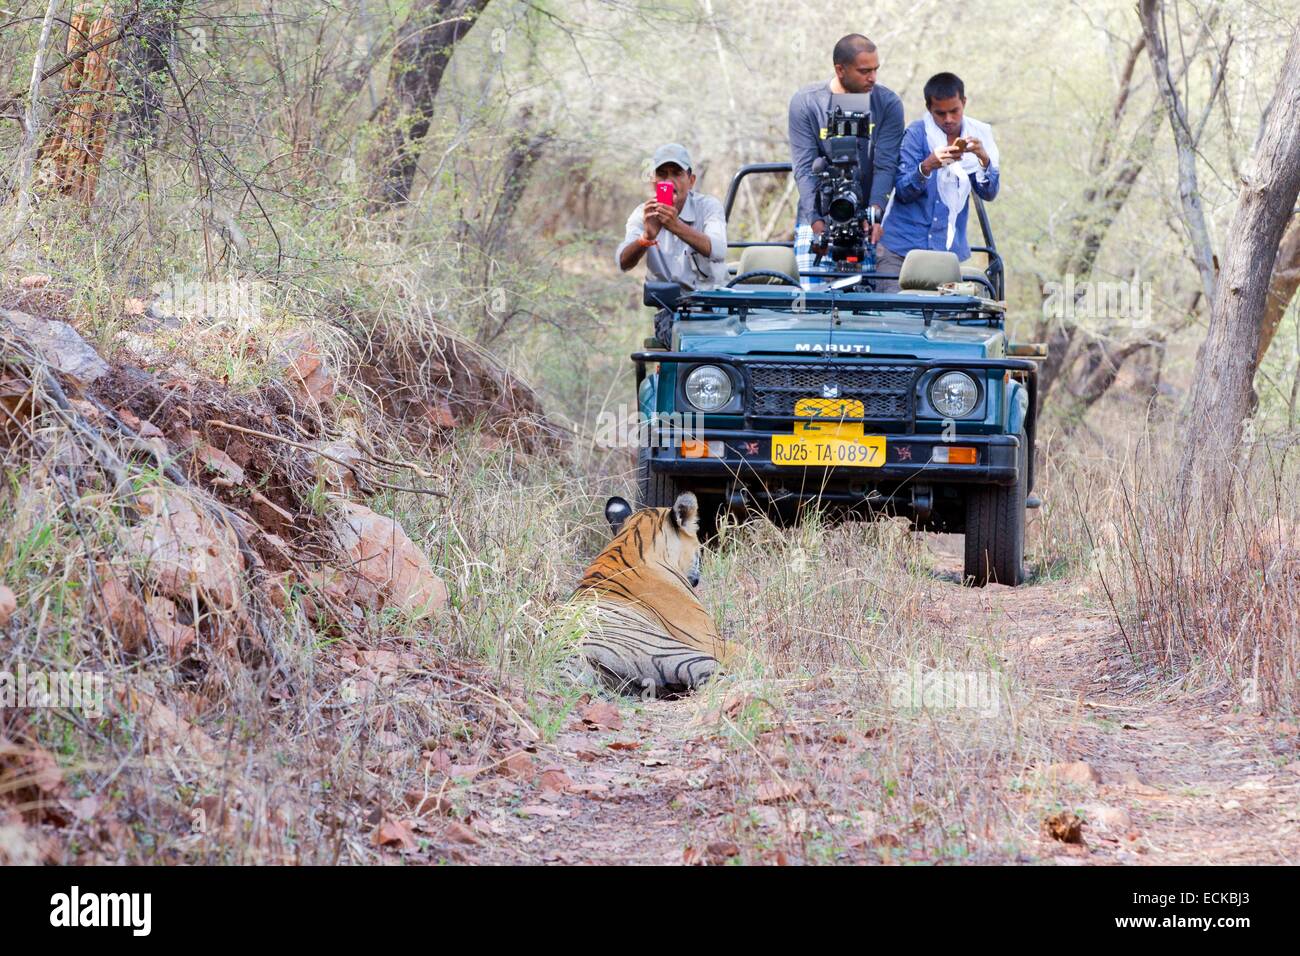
[746,361,919,420]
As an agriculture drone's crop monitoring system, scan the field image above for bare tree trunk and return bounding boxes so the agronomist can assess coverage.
[480,108,552,255]
[7,0,61,256]
[1256,213,1300,366]
[39,2,122,204]
[1177,24,1300,507]
[474,108,554,344]
[121,0,181,155]
[1139,0,1224,304]
[367,0,490,209]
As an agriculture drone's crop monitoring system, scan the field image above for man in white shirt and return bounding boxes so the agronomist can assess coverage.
[616,143,728,344]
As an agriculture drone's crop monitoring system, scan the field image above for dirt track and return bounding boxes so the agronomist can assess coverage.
[443,535,1300,865]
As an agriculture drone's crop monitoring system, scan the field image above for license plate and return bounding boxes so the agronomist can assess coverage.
[771,432,885,467]
[771,397,885,467]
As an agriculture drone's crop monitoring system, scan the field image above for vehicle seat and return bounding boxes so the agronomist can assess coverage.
[737,246,800,285]
[899,250,961,291]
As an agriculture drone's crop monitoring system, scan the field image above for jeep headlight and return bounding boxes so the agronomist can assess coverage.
[929,371,979,418]
[684,365,732,411]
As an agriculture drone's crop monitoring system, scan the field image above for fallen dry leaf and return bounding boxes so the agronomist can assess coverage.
[0,585,17,627]
[1043,810,1086,844]
[116,686,220,766]
[116,408,164,440]
[405,791,454,817]
[443,821,481,846]
[372,817,417,850]
[579,700,624,731]
[59,795,103,822]
[539,768,572,795]
[755,779,806,804]
[1045,761,1101,787]
[144,596,197,661]
[92,566,148,651]
[195,443,245,484]
[503,751,534,778]
[706,840,740,861]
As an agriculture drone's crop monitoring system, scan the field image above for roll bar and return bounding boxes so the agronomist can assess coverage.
[721,162,1005,299]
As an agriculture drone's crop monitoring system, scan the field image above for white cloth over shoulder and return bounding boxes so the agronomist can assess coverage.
[922,113,1000,251]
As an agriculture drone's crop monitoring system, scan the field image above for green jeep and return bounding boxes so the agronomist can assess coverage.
[632,163,1043,586]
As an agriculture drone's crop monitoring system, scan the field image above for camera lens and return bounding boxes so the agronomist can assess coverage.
[828,182,862,224]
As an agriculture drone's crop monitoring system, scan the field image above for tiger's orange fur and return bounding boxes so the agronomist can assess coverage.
[573,495,739,695]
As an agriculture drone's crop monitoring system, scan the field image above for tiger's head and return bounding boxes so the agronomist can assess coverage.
[588,492,703,591]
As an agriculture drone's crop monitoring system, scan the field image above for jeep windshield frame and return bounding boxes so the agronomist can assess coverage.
[676,287,1006,327]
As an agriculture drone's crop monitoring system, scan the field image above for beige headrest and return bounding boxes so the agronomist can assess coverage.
[738,246,799,284]
[899,250,962,291]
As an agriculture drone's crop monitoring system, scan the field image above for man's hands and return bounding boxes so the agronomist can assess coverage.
[963,137,991,168]
[866,205,883,245]
[921,143,962,176]
[813,213,882,245]
[643,199,682,239]
[641,199,662,240]
[642,195,712,259]
[922,139,990,176]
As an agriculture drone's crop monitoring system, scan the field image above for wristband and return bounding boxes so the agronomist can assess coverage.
[636,237,658,248]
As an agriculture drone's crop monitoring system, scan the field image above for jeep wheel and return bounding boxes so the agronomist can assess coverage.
[637,448,723,539]
[963,430,1027,587]
[636,446,679,508]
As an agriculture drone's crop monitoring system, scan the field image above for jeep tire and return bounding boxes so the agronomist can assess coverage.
[637,447,723,539]
[963,429,1027,587]
[637,446,680,508]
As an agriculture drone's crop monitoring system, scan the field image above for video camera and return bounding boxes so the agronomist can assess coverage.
[812,93,877,270]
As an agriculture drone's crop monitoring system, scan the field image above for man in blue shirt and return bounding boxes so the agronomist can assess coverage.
[788,34,905,281]
[878,72,1000,292]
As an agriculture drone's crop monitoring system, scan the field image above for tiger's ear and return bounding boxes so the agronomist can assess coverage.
[669,491,700,536]
[604,496,633,536]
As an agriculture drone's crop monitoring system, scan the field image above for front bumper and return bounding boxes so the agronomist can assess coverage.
[632,350,1037,497]
[647,430,1022,487]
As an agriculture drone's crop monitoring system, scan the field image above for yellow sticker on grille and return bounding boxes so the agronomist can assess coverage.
[771,397,885,467]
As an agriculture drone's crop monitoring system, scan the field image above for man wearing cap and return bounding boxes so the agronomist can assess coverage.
[617,143,728,345]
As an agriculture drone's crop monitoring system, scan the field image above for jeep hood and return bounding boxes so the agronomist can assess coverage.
[674,312,1003,359]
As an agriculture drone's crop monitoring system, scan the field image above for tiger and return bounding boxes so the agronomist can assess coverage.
[570,492,740,698]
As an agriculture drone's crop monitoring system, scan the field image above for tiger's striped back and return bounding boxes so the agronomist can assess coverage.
[578,602,721,698]
[571,494,738,697]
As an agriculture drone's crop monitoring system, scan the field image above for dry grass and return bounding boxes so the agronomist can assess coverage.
[1090,436,1300,713]
[0,289,567,864]
[2,240,1296,865]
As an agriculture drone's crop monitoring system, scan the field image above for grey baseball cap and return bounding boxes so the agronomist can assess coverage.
[650,143,693,173]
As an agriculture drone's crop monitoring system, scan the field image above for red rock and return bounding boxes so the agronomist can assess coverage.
[331,501,447,618]
[123,490,244,610]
